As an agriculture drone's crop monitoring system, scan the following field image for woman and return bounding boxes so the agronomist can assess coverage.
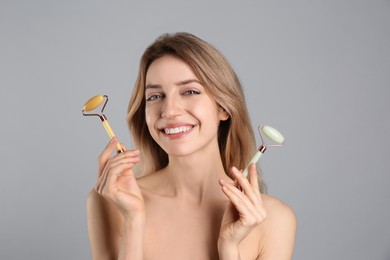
[87,32,296,259]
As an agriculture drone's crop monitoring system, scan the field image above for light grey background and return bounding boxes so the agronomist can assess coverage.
[1,0,389,259]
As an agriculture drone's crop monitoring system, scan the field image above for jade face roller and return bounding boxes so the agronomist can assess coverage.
[82,95,124,153]
[242,125,285,177]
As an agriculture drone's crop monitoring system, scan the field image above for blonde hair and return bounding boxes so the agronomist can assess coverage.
[127,32,265,192]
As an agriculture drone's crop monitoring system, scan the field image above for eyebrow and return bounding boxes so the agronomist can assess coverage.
[145,79,202,90]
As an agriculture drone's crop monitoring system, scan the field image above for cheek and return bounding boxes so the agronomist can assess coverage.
[144,106,156,130]
[193,100,220,125]
[145,111,160,143]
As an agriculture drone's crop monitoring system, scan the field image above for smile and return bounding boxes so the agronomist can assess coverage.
[163,125,194,135]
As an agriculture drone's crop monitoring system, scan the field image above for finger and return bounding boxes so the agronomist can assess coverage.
[96,149,141,194]
[221,180,267,226]
[96,163,111,194]
[98,161,135,195]
[104,150,140,171]
[241,166,267,220]
[102,149,141,187]
[98,137,119,174]
[109,149,140,164]
[115,159,141,177]
[108,157,141,175]
[248,164,262,197]
[219,179,254,211]
[104,161,142,197]
[231,166,260,206]
[220,179,258,215]
[95,169,107,194]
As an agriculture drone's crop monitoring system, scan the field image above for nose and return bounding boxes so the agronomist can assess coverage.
[161,96,183,118]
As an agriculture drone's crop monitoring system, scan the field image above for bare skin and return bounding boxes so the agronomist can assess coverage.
[88,163,296,260]
[87,55,296,259]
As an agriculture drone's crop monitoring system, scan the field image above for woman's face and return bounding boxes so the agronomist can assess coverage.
[144,55,228,157]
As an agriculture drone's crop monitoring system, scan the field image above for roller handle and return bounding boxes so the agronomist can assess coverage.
[101,117,124,153]
[243,151,263,177]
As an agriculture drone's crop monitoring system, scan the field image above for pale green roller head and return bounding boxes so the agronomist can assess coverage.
[261,125,285,144]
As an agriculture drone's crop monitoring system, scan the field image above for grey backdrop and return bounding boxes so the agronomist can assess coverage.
[1,1,389,259]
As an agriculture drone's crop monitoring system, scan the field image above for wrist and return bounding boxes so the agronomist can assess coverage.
[218,240,240,260]
[123,213,145,226]
[119,215,145,260]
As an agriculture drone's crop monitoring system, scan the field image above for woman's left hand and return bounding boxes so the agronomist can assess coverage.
[218,164,267,255]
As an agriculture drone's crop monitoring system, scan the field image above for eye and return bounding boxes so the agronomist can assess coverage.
[146,94,163,101]
[183,89,200,95]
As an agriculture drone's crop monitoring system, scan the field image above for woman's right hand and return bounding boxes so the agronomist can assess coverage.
[95,137,144,221]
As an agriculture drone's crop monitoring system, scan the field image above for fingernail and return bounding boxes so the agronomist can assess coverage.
[110,137,116,143]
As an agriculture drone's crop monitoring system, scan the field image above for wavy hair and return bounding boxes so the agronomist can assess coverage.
[127,32,265,192]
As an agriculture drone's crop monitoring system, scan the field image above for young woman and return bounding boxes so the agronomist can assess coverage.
[87,32,296,260]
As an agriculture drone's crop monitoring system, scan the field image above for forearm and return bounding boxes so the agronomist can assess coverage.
[118,216,145,260]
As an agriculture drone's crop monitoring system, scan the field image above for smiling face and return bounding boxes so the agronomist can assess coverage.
[144,55,229,157]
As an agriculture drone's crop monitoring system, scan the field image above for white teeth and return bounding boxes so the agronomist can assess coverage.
[164,126,193,135]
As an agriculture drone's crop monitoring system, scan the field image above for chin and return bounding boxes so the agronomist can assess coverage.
[163,147,195,158]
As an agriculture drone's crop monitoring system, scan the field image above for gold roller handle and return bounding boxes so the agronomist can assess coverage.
[100,116,124,153]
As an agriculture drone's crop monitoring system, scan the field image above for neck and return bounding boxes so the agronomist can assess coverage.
[164,145,232,204]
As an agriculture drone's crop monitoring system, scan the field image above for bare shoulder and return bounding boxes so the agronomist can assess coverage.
[257,194,297,259]
[262,194,296,223]
[259,194,296,243]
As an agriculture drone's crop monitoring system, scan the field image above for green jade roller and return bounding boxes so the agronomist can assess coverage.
[82,95,124,153]
[242,125,285,177]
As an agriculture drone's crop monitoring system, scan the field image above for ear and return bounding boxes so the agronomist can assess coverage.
[218,105,230,121]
